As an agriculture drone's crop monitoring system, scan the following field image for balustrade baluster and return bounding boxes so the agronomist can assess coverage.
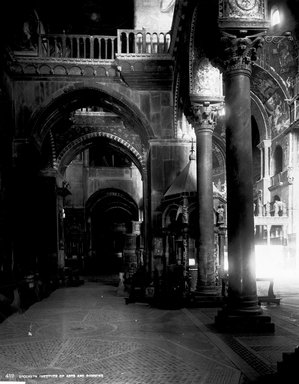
[111,38,115,59]
[76,38,79,58]
[126,33,130,54]
[117,30,121,54]
[62,33,66,57]
[99,39,102,59]
[150,34,153,54]
[69,38,72,58]
[54,38,58,57]
[134,32,138,54]
[105,38,108,59]
[142,31,146,53]
[38,35,43,56]
[34,30,170,60]
[82,37,87,59]
[90,36,94,59]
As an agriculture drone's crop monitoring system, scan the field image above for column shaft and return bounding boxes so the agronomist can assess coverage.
[225,70,260,311]
[195,124,216,291]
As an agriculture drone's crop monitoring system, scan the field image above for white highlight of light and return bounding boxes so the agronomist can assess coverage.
[255,245,284,278]
[271,8,281,26]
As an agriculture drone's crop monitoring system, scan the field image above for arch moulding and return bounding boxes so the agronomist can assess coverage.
[57,131,146,175]
[28,81,155,150]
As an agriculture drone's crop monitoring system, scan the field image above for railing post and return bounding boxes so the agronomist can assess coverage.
[112,38,115,59]
[76,37,79,59]
[142,31,146,53]
[70,37,73,58]
[54,38,58,57]
[117,30,121,54]
[149,34,153,54]
[62,32,66,57]
[90,36,94,59]
[105,38,108,59]
[38,34,43,56]
[126,32,130,54]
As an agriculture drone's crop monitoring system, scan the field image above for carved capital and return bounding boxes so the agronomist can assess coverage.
[186,102,217,134]
[218,32,265,75]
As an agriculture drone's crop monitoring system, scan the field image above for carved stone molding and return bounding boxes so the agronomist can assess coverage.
[56,131,145,172]
[6,55,119,78]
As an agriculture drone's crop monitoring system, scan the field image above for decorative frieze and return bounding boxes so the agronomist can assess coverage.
[6,56,119,77]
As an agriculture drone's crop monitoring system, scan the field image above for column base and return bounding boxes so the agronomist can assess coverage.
[215,311,275,333]
[190,285,223,307]
[215,296,275,333]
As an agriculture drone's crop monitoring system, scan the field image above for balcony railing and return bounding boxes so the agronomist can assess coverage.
[38,34,117,60]
[117,30,171,55]
[36,30,171,60]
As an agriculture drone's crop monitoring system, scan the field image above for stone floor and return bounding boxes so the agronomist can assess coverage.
[0,275,299,384]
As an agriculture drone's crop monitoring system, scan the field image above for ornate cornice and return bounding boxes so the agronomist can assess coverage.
[116,53,172,61]
[4,51,120,77]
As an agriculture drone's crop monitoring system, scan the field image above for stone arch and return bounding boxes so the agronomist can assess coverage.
[86,187,139,219]
[250,92,270,140]
[162,203,180,228]
[28,82,155,150]
[57,132,145,175]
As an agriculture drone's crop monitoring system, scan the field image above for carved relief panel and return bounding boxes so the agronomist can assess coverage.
[219,0,265,19]
[218,0,268,31]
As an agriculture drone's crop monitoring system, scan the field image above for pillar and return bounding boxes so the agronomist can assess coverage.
[189,104,220,296]
[215,34,274,331]
[182,196,189,280]
[38,169,60,279]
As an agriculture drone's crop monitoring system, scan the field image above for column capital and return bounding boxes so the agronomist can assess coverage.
[218,32,265,76]
[186,102,217,135]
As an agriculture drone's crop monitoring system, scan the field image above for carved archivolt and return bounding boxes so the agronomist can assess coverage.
[56,132,145,173]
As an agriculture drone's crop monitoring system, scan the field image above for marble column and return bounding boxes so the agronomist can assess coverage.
[215,35,274,331]
[189,104,219,295]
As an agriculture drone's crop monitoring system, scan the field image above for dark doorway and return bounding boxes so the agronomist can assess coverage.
[87,189,139,276]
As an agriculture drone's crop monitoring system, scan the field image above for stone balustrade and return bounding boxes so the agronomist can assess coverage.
[117,30,171,55]
[254,200,287,217]
[35,30,171,60]
[38,33,117,60]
